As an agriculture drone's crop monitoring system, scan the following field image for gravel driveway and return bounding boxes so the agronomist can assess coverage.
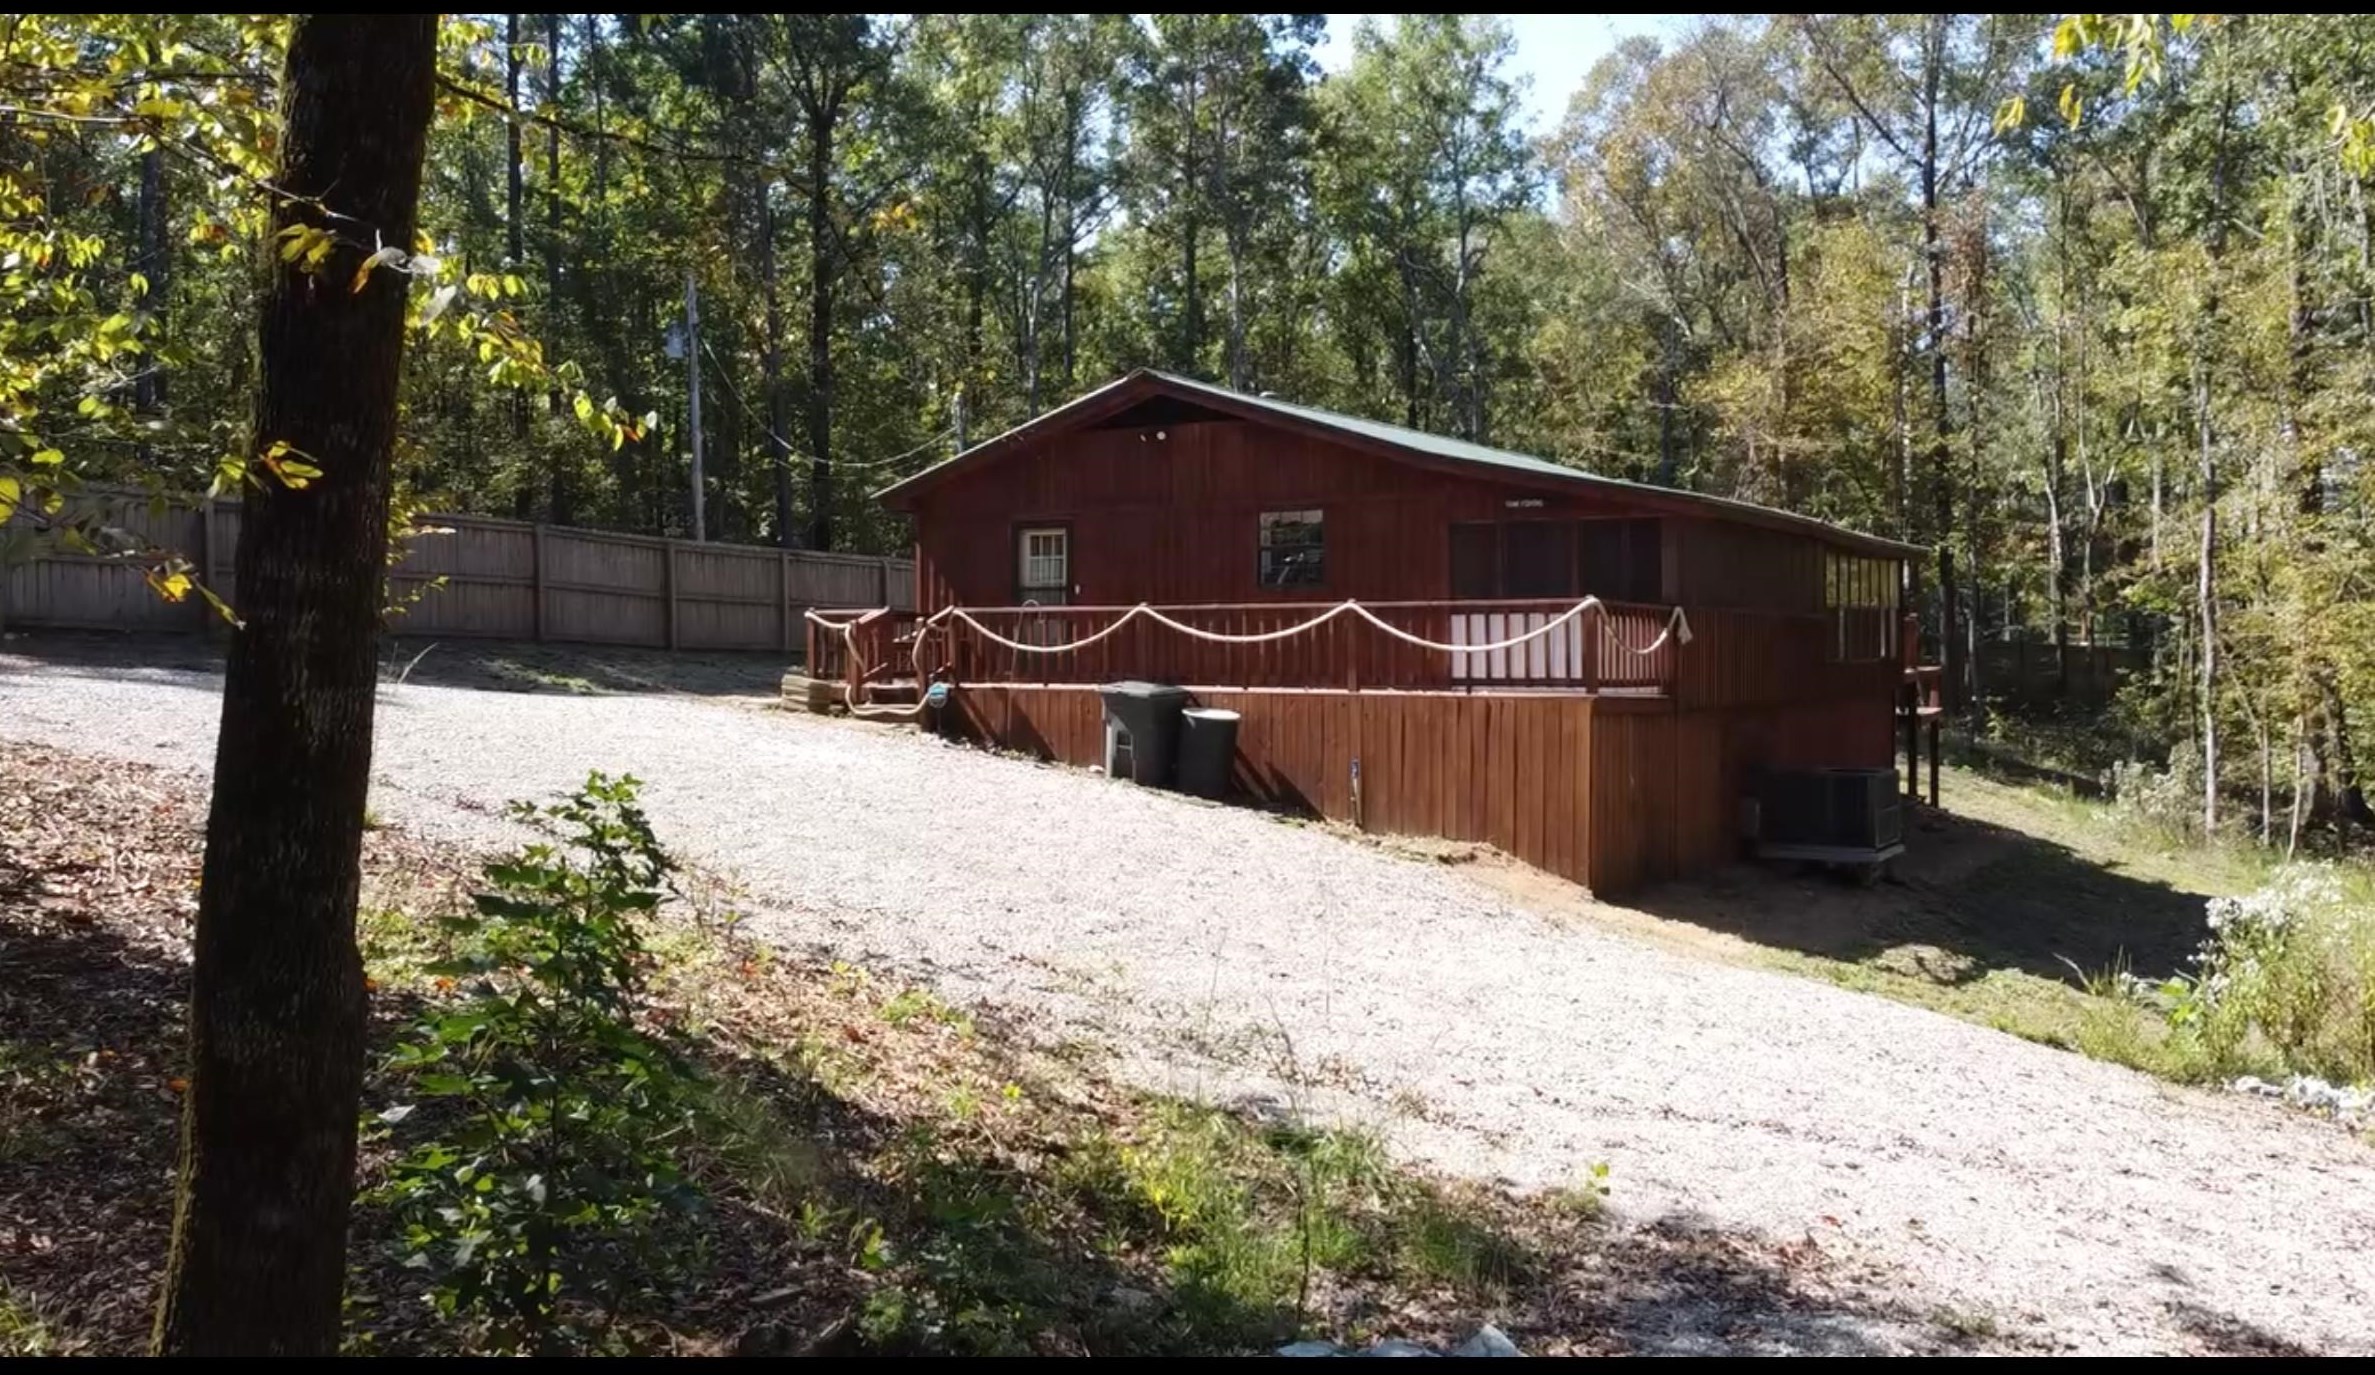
[5,644,2371,1355]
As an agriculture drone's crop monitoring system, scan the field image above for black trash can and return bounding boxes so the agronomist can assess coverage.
[1098,681,1191,787]
[1175,707,1241,800]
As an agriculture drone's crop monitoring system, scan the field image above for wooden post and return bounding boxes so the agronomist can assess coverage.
[1903,683,1919,800]
[1582,605,1602,693]
[195,497,216,633]
[663,539,679,650]
[778,550,792,654]
[1927,717,1941,808]
[529,524,545,642]
[877,556,890,610]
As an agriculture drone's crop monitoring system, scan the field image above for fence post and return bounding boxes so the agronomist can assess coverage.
[877,556,890,609]
[663,540,680,650]
[530,524,545,642]
[1582,605,1602,693]
[779,550,792,654]
[194,497,215,632]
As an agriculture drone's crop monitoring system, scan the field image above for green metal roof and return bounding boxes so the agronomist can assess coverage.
[878,368,1925,559]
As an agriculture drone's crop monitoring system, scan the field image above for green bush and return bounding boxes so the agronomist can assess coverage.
[376,773,703,1354]
[2166,865,2375,1084]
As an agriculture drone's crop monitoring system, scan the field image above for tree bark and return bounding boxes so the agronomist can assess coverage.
[543,11,572,526]
[153,14,436,1356]
[1919,18,1960,713]
[505,12,531,518]
[134,147,169,460]
[805,101,837,552]
[763,196,792,545]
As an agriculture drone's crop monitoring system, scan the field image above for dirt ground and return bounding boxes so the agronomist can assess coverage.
[4,631,2371,1356]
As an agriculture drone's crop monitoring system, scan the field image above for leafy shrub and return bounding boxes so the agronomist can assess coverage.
[2107,740,2203,840]
[2161,865,2375,1084]
[377,773,703,1354]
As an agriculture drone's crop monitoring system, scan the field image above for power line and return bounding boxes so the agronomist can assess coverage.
[696,337,953,475]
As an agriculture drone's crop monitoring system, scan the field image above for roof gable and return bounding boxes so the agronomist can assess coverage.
[878,369,1923,559]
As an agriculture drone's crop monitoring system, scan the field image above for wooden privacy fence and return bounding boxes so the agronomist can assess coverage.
[1,490,914,653]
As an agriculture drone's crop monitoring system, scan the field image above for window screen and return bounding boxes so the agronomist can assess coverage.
[1578,519,1661,602]
[1450,523,1499,598]
[1623,518,1663,602]
[1453,518,1663,600]
[1259,509,1325,588]
[1502,521,1576,598]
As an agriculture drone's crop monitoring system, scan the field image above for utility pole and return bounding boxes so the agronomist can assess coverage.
[953,385,968,453]
[684,264,705,541]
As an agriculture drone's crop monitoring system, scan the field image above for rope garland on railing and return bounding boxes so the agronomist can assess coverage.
[803,595,1692,721]
[942,596,1691,658]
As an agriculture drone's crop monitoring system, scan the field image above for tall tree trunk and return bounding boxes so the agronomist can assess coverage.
[542,12,573,525]
[153,14,436,1355]
[504,12,531,518]
[1919,19,1961,711]
[763,197,792,545]
[2197,80,2235,835]
[1059,107,1079,392]
[1181,205,1202,374]
[1655,316,1679,487]
[805,108,836,552]
[133,147,169,462]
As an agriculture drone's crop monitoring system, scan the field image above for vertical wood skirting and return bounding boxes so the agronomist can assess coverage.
[529,523,545,641]
[663,541,680,650]
[779,550,792,653]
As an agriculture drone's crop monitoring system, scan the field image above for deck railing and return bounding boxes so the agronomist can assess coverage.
[809,597,1682,695]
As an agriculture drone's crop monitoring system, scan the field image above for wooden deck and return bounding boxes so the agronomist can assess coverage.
[806,598,1908,896]
[944,682,1889,895]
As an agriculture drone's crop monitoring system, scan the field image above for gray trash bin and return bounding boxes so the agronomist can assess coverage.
[1176,707,1241,799]
[1098,681,1190,787]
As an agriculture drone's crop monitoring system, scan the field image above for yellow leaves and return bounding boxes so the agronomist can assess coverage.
[259,440,324,489]
[0,475,18,525]
[1992,95,2027,136]
[30,448,64,468]
[351,244,407,293]
[147,566,193,602]
[274,222,337,272]
[2050,16,2088,62]
[2059,82,2085,131]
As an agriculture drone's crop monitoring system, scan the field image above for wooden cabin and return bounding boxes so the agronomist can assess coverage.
[814,369,1928,895]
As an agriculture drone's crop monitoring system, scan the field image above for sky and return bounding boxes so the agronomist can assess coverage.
[1314,13,1692,137]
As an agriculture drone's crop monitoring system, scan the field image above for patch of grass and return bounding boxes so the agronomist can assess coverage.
[0,1282,60,1356]
[1737,767,2370,1085]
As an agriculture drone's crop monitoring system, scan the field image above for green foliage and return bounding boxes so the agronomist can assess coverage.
[2175,866,2375,1083]
[375,773,702,1355]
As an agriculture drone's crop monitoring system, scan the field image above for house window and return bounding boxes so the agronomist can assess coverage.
[1449,518,1663,601]
[1502,521,1577,598]
[1579,518,1663,603]
[1259,509,1324,588]
[1824,551,1899,661]
[1017,526,1069,604]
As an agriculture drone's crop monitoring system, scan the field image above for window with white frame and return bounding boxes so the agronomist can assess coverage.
[1258,509,1324,588]
[1017,526,1069,604]
[1824,551,1900,661]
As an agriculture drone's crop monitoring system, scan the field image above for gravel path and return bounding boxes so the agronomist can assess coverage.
[5,648,2371,1355]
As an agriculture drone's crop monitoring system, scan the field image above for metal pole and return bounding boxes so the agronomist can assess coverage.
[685,264,705,542]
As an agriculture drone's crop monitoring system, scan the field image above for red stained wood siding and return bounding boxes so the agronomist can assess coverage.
[909,419,1678,611]
[878,399,1915,897]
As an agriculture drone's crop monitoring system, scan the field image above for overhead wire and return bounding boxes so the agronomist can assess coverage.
[695,337,953,476]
